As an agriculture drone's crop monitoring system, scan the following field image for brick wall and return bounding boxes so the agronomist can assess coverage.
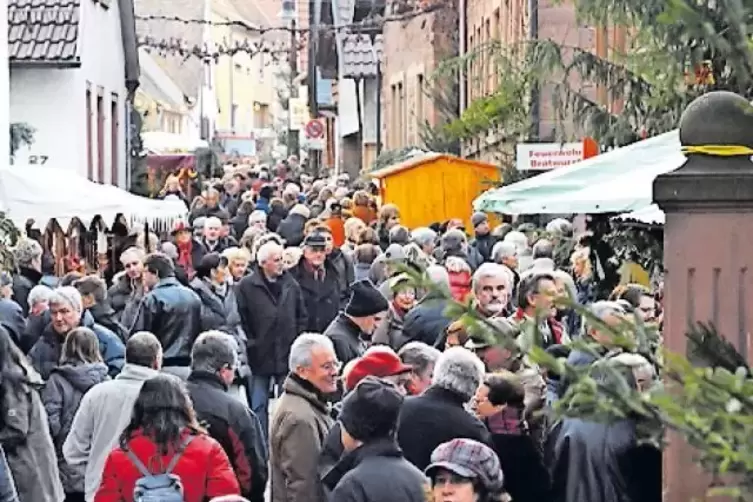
[380,4,458,150]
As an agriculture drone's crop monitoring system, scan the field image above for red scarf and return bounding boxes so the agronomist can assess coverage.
[176,241,193,273]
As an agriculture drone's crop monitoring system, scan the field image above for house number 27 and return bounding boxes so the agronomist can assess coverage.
[28,155,49,165]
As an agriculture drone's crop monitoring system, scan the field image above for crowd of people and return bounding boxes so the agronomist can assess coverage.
[0,163,664,502]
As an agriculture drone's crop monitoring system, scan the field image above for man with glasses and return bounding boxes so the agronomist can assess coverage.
[271,334,338,502]
[186,331,268,502]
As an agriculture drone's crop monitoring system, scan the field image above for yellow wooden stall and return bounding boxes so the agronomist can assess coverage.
[368,153,501,230]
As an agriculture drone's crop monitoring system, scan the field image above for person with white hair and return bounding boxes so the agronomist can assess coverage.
[269,333,337,502]
[28,286,125,379]
[248,210,268,232]
[504,230,532,270]
[396,347,491,470]
[236,240,307,438]
[411,227,438,257]
[109,246,147,325]
[201,216,235,254]
[471,262,515,318]
[398,341,441,395]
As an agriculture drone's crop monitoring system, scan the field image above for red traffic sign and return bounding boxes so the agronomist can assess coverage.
[305,119,324,139]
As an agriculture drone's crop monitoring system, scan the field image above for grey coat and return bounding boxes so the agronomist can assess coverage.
[0,446,18,502]
[0,360,64,502]
[41,363,109,494]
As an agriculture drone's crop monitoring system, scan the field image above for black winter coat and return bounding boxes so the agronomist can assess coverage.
[402,294,454,348]
[548,417,662,502]
[397,386,492,470]
[40,362,109,493]
[130,277,203,367]
[324,438,427,502]
[11,266,42,316]
[236,268,307,376]
[87,303,128,342]
[0,299,25,350]
[290,262,341,334]
[186,371,268,502]
[276,213,307,247]
[323,314,367,367]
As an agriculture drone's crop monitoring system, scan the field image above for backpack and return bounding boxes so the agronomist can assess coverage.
[124,435,195,502]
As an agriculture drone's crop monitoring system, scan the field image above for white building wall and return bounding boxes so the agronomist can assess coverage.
[9,0,129,187]
[10,69,85,174]
[80,0,128,188]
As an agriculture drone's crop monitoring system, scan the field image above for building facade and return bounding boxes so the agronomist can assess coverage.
[9,0,139,187]
[380,4,459,151]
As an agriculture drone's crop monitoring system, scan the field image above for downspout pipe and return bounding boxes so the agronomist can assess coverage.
[528,0,539,140]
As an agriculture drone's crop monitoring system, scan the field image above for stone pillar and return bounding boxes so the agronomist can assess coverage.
[653,90,753,502]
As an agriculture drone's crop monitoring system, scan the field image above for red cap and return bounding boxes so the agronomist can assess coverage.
[346,349,412,390]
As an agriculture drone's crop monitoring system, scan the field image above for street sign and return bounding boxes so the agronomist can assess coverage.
[305,119,324,139]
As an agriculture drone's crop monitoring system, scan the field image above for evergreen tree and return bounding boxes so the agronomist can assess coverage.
[431,0,753,148]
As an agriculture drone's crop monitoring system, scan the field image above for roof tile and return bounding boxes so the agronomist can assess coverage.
[341,33,383,78]
[8,0,80,63]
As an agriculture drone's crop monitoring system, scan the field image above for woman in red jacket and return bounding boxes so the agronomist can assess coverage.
[94,375,240,502]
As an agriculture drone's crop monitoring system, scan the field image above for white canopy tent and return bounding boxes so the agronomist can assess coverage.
[0,165,188,230]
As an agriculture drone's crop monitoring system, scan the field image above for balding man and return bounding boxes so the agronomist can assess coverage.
[64,332,163,502]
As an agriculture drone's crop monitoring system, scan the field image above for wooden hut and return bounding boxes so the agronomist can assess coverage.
[368,153,501,229]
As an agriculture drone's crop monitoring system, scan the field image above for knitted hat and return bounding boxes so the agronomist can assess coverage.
[345,280,389,317]
[345,348,412,390]
[339,376,404,442]
[471,212,488,228]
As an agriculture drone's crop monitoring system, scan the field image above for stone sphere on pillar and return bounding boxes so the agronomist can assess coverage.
[679,90,753,152]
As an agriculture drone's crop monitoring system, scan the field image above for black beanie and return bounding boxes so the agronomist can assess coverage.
[339,376,404,442]
[345,280,389,317]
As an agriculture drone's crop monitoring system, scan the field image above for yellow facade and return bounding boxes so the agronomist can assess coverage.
[369,153,501,230]
[211,5,275,136]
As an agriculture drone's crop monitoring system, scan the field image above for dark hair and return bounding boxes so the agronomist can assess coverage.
[60,271,83,287]
[61,327,103,365]
[483,373,525,409]
[195,252,229,279]
[41,253,55,275]
[125,332,162,367]
[531,239,554,260]
[354,243,380,265]
[121,375,203,455]
[517,273,556,310]
[609,284,652,310]
[73,275,107,304]
[144,253,175,279]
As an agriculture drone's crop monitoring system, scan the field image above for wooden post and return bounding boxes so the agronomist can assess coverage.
[653,90,753,501]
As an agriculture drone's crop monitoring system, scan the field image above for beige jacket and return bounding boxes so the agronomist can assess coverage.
[270,375,334,502]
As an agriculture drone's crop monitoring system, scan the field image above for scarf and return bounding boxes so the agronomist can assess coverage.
[177,241,193,272]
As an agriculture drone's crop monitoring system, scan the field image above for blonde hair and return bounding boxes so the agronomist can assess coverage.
[222,247,252,264]
[283,247,303,270]
[344,217,366,241]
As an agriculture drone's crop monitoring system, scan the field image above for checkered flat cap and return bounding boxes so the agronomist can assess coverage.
[425,438,504,493]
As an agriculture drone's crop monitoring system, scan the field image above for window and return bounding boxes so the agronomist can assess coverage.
[110,93,118,186]
[254,102,270,129]
[231,104,239,132]
[96,88,104,183]
[86,84,93,180]
[416,74,425,129]
[398,82,405,146]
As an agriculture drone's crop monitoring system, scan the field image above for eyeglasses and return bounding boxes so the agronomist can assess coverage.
[320,361,342,373]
